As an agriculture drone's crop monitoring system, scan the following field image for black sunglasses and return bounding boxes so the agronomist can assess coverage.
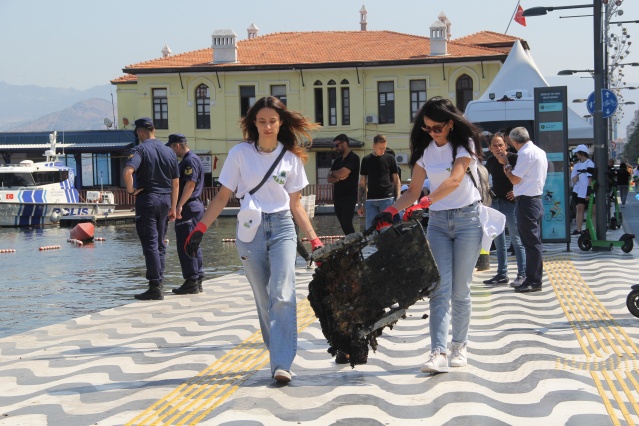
[422,124,447,134]
[333,141,344,148]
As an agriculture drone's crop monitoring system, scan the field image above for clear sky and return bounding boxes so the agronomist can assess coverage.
[1,0,638,137]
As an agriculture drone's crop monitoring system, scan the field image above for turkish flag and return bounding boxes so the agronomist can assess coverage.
[213,155,218,170]
[514,4,527,26]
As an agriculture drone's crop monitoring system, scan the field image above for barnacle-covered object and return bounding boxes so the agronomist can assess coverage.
[308,221,440,367]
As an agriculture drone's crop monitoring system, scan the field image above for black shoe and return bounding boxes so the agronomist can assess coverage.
[135,285,164,300]
[197,277,203,293]
[335,351,350,364]
[571,230,581,236]
[483,275,509,285]
[514,282,542,293]
[172,279,200,295]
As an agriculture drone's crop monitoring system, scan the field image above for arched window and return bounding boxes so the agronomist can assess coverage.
[456,74,473,112]
[195,84,210,129]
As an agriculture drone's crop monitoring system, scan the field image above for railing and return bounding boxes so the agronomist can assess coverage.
[79,184,334,209]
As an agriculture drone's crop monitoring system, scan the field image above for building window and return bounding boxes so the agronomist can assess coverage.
[195,84,210,129]
[271,85,287,106]
[314,80,324,126]
[240,85,256,117]
[152,88,168,129]
[378,81,395,124]
[341,87,350,126]
[328,83,337,126]
[456,74,473,112]
[409,80,427,122]
[80,153,112,187]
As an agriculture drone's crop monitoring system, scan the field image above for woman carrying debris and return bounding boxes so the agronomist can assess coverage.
[183,96,323,384]
[372,96,483,374]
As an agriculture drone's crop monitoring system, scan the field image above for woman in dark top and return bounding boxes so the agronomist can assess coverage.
[483,133,526,287]
[617,162,631,206]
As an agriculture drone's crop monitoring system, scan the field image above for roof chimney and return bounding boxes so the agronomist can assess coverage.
[429,18,448,56]
[211,29,238,64]
[360,5,367,31]
[247,23,259,39]
[161,44,172,58]
[438,11,451,41]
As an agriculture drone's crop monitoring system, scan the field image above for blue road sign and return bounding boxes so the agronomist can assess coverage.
[586,89,618,118]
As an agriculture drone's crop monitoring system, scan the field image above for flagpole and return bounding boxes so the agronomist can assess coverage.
[505,0,521,34]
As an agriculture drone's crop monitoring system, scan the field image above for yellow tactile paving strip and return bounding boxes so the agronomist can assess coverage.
[547,254,639,426]
[126,297,317,425]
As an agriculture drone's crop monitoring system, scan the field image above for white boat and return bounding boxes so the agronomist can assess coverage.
[0,131,115,227]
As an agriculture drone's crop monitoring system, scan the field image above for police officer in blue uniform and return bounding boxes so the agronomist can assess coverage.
[123,118,179,300]
[166,134,205,294]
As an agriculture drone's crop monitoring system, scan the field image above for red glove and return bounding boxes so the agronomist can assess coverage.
[184,222,207,258]
[403,196,432,221]
[310,238,324,251]
[371,206,399,231]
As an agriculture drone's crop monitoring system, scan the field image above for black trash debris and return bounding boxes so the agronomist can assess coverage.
[308,221,440,367]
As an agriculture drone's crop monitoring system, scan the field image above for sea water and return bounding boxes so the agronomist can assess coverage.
[0,215,344,339]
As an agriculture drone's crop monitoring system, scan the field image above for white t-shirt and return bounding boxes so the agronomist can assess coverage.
[416,141,481,211]
[511,141,548,197]
[571,159,594,198]
[219,142,308,213]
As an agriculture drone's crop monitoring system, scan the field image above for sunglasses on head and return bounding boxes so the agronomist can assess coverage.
[422,124,447,134]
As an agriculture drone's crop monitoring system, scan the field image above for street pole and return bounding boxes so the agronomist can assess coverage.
[593,0,609,248]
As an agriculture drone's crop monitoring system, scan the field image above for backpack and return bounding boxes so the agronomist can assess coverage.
[452,144,492,206]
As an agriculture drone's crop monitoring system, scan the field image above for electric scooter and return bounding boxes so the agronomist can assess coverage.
[577,171,634,252]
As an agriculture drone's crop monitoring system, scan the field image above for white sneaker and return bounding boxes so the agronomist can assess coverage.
[511,275,526,288]
[273,369,291,383]
[449,342,467,367]
[420,350,450,373]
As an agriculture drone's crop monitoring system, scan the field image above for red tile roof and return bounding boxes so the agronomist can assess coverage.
[113,30,515,83]
[454,31,526,53]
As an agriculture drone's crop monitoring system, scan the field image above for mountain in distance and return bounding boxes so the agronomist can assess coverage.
[0,81,116,131]
[7,98,116,132]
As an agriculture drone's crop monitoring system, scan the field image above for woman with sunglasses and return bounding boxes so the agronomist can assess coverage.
[183,96,323,384]
[371,96,483,374]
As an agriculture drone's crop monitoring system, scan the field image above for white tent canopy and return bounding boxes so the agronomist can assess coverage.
[468,40,593,142]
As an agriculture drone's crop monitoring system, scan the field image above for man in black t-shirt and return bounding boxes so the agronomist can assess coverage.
[358,134,400,230]
[328,134,360,235]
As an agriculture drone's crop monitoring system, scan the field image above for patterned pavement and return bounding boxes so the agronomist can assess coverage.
[1,231,639,425]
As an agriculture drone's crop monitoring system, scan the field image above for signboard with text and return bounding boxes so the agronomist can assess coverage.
[534,86,570,244]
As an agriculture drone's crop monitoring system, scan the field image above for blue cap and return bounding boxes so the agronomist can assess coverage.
[166,133,187,146]
[134,117,154,130]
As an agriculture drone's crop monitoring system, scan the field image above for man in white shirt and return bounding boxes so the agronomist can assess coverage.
[498,127,548,293]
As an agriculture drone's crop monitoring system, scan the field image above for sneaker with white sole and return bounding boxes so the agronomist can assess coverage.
[273,369,291,383]
[420,350,450,373]
[449,342,467,367]
[511,275,526,288]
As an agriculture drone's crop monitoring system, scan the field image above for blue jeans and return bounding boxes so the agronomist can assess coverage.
[365,197,395,229]
[491,198,526,278]
[427,202,482,353]
[235,210,298,376]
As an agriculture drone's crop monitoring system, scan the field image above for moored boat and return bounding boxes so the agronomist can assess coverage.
[0,131,116,227]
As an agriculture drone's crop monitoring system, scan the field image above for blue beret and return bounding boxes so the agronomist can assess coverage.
[166,133,187,146]
[134,117,154,130]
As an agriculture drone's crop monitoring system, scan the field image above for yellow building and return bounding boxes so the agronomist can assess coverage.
[112,10,524,186]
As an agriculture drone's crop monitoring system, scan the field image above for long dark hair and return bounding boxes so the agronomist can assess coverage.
[241,96,320,163]
[409,96,482,167]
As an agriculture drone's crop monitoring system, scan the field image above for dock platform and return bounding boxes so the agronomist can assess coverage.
[2,226,639,424]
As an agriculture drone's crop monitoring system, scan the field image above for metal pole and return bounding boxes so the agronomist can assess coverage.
[593,0,609,248]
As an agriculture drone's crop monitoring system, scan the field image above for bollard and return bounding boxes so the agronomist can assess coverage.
[475,249,490,271]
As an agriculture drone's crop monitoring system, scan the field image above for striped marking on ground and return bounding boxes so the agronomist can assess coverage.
[126,297,317,426]
[546,254,639,425]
